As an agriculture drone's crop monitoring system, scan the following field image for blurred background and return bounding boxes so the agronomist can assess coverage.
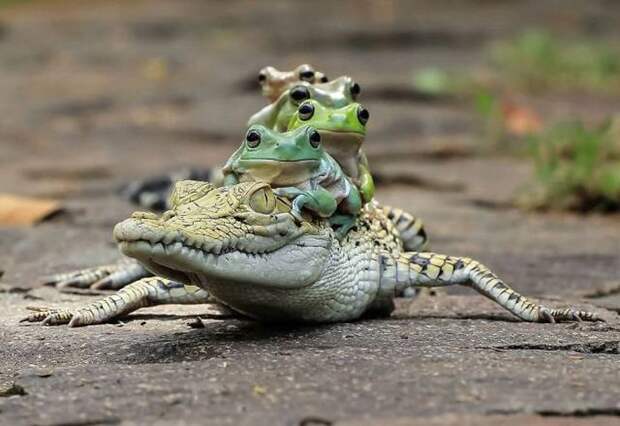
[1,0,619,294]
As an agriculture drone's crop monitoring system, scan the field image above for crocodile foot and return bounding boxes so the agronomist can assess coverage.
[42,259,151,290]
[537,306,603,323]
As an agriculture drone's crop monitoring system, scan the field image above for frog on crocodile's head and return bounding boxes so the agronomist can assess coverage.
[222,125,361,226]
[248,76,362,133]
[287,99,369,168]
[224,124,324,187]
[258,64,328,103]
[286,99,375,204]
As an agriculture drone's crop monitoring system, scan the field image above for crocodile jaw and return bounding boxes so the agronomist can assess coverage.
[114,218,331,290]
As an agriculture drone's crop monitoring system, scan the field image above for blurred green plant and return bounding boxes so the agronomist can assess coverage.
[0,0,33,8]
[490,30,620,93]
[518,120,620,212]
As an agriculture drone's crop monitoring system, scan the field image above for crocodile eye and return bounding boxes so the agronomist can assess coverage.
[289,85,311,104]
[309,129,321,148]
[249,187,276,214]
[298,102,315,121]
[299,69,315,82]
[351,82,361,99]
[320,75,328,83]
[246,130,261,148]
[258,71,267,84]
[357,106,370,126]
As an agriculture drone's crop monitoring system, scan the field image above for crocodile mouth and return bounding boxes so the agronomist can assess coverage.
[113,218,330,289]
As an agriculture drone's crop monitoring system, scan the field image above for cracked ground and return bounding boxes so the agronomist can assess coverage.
[1,1,620,425]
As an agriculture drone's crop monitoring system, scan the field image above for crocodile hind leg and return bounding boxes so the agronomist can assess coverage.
[21,278,213,327]
[120,167,223,211]
[42,258,152,290]
[382,252,601,322]
[377,203,428,251]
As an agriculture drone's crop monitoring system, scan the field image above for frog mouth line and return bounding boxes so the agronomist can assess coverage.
[318,130,364,143]
[236,159,320,164]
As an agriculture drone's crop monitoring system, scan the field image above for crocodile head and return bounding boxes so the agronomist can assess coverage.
[113,181,332,289]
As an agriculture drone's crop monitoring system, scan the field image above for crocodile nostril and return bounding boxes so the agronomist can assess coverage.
[131,211,158,220]
[162,211,177,220]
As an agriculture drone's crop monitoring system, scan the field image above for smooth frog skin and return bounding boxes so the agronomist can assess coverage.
[288,99,375,203]
[222,125,361,223]
[247,76,361,132]
[259,64,328,103]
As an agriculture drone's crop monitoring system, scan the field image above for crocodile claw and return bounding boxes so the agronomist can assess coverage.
[537,306,603,323]
[21,307,74,325]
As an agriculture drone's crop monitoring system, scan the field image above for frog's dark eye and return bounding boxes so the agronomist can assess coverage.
[351,82,361,99]
[298,102,315,121]
[289,86,311,103]
[357,106,370,126]
[308,129,321,148]
[258,72,267,84]
[246,130,261,148]
[320,75,329,83]
[299,70,315,82]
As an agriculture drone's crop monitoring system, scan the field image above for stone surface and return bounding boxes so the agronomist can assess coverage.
[1,1,620,425]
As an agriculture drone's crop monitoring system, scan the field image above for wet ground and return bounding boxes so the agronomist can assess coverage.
[1,1,620,425]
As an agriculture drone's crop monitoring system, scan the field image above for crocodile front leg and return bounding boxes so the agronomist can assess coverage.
[22,278,212,327]
[43,258,152,290]
[382,252,601,322]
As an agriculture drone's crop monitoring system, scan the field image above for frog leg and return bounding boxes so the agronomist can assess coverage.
[274,186,337,220]
[21,278,214,327]
[329,214,357,240]
[357,152,375,204]
[329,186,362,239]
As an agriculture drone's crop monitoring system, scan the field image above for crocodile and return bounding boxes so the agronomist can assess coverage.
[24,180,601,326]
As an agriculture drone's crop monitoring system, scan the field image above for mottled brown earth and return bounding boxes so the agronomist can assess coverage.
[1,1,620,425]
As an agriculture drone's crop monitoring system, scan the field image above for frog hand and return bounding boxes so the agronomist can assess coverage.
[273,187,306,222]
[274,187,337,221]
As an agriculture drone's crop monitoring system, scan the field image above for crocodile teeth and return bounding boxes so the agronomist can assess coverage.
[163,230,180,245]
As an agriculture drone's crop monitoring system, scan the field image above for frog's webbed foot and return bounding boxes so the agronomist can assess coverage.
[119,167,216,211]
[42,259,151,290]
[273,187,307,221]
[274,187,337,220]
[329,214,357,240]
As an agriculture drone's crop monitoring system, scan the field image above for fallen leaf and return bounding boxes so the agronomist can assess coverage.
[501,101,543,136]
[0,194,62,226]
[252,384,266,396]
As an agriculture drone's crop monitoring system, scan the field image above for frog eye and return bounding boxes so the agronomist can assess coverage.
[245,129,261,148]
[299,69,315,82]
[289,85,311,103]
[249,186,276,214]
[351,82,361,99]
[320,75,329,83]
[258,71,267,84]
[298,102,315,121]
[309,129,321,148]
[357,106,370,126]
